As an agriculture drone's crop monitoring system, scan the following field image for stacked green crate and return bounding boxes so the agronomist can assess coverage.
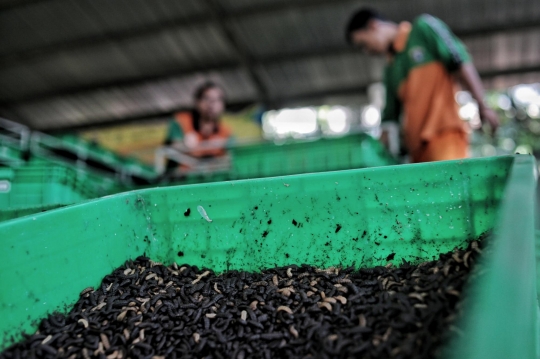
[122,158,158,182]
[164,133,395,185]
[230,133,395,179]
[0,145,26,167]
[0,165,84,221]
[36,134,158,186]
[1,133,395,220]
[0,163,125,221]
[0,119,30,167]
[60,135,157,182]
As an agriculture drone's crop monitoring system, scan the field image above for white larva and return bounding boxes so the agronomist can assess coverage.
[197,205,212,222]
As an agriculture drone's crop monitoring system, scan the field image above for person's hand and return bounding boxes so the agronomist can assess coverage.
[479,105,500,134]
[171,141,184,151]
[379,129,390,149]
[184,133,198,149]
[200,122,214,138]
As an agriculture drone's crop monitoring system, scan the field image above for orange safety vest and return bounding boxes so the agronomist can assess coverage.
[174,112,231,158]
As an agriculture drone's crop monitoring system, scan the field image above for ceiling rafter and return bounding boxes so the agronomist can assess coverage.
[5,19,540,107]
[0,0,361,68]
[201,0,269,105]
[6,63,538,132]
[1,0,540,129]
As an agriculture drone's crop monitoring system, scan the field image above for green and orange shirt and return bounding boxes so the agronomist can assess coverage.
[382,15,470,158]
[165,110,233,158]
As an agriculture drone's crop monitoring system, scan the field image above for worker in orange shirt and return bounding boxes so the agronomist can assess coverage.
[345,8,499,162]
[164,82,233,171]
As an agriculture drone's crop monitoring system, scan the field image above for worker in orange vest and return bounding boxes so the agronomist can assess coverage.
[164,82,233,170]
[345,8,499,162]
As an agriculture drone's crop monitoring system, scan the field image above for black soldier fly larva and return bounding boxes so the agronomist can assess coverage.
[1,241,482,359]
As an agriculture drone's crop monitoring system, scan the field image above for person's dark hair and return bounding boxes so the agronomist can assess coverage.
[194,81,224,101]
[345,8,385,44]
[192,81,224,135]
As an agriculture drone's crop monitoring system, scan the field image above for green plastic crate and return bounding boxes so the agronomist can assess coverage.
[32,134,158,183]
[167,133,396,185]
[0,164,125,220]
[0,155,537,358]
[0,165,86,208]
[229,133,395,180]
[0,145,26,167]
[59,135,158,181]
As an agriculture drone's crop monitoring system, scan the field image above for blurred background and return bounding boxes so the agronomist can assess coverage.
[0,0,539,219]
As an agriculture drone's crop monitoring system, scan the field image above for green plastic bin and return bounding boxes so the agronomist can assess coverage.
[0,145,26,167]
[160,133,395,187]
[229,133,396,180]
[0,155,537,358]
[0,164,125,221]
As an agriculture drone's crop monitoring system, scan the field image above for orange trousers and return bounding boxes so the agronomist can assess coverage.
[412,130,469,163]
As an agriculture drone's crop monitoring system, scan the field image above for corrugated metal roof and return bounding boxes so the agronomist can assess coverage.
[258,53,384,99]
[230,4,353,58]
[12,68,257,129]
[0,22,238,102]
[0,0,539,130]
[486,72,540,89]
[464,28,540,71]
[0,0,205,55]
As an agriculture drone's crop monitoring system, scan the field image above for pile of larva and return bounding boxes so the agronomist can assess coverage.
[1,241,483,359]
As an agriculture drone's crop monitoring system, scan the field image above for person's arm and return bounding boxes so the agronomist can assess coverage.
[165,119,203,151]
[195,138,229,149]
[380,69,401,154]
[457,63,499,132]
[420,15,499,133]
[196,129,234,150]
